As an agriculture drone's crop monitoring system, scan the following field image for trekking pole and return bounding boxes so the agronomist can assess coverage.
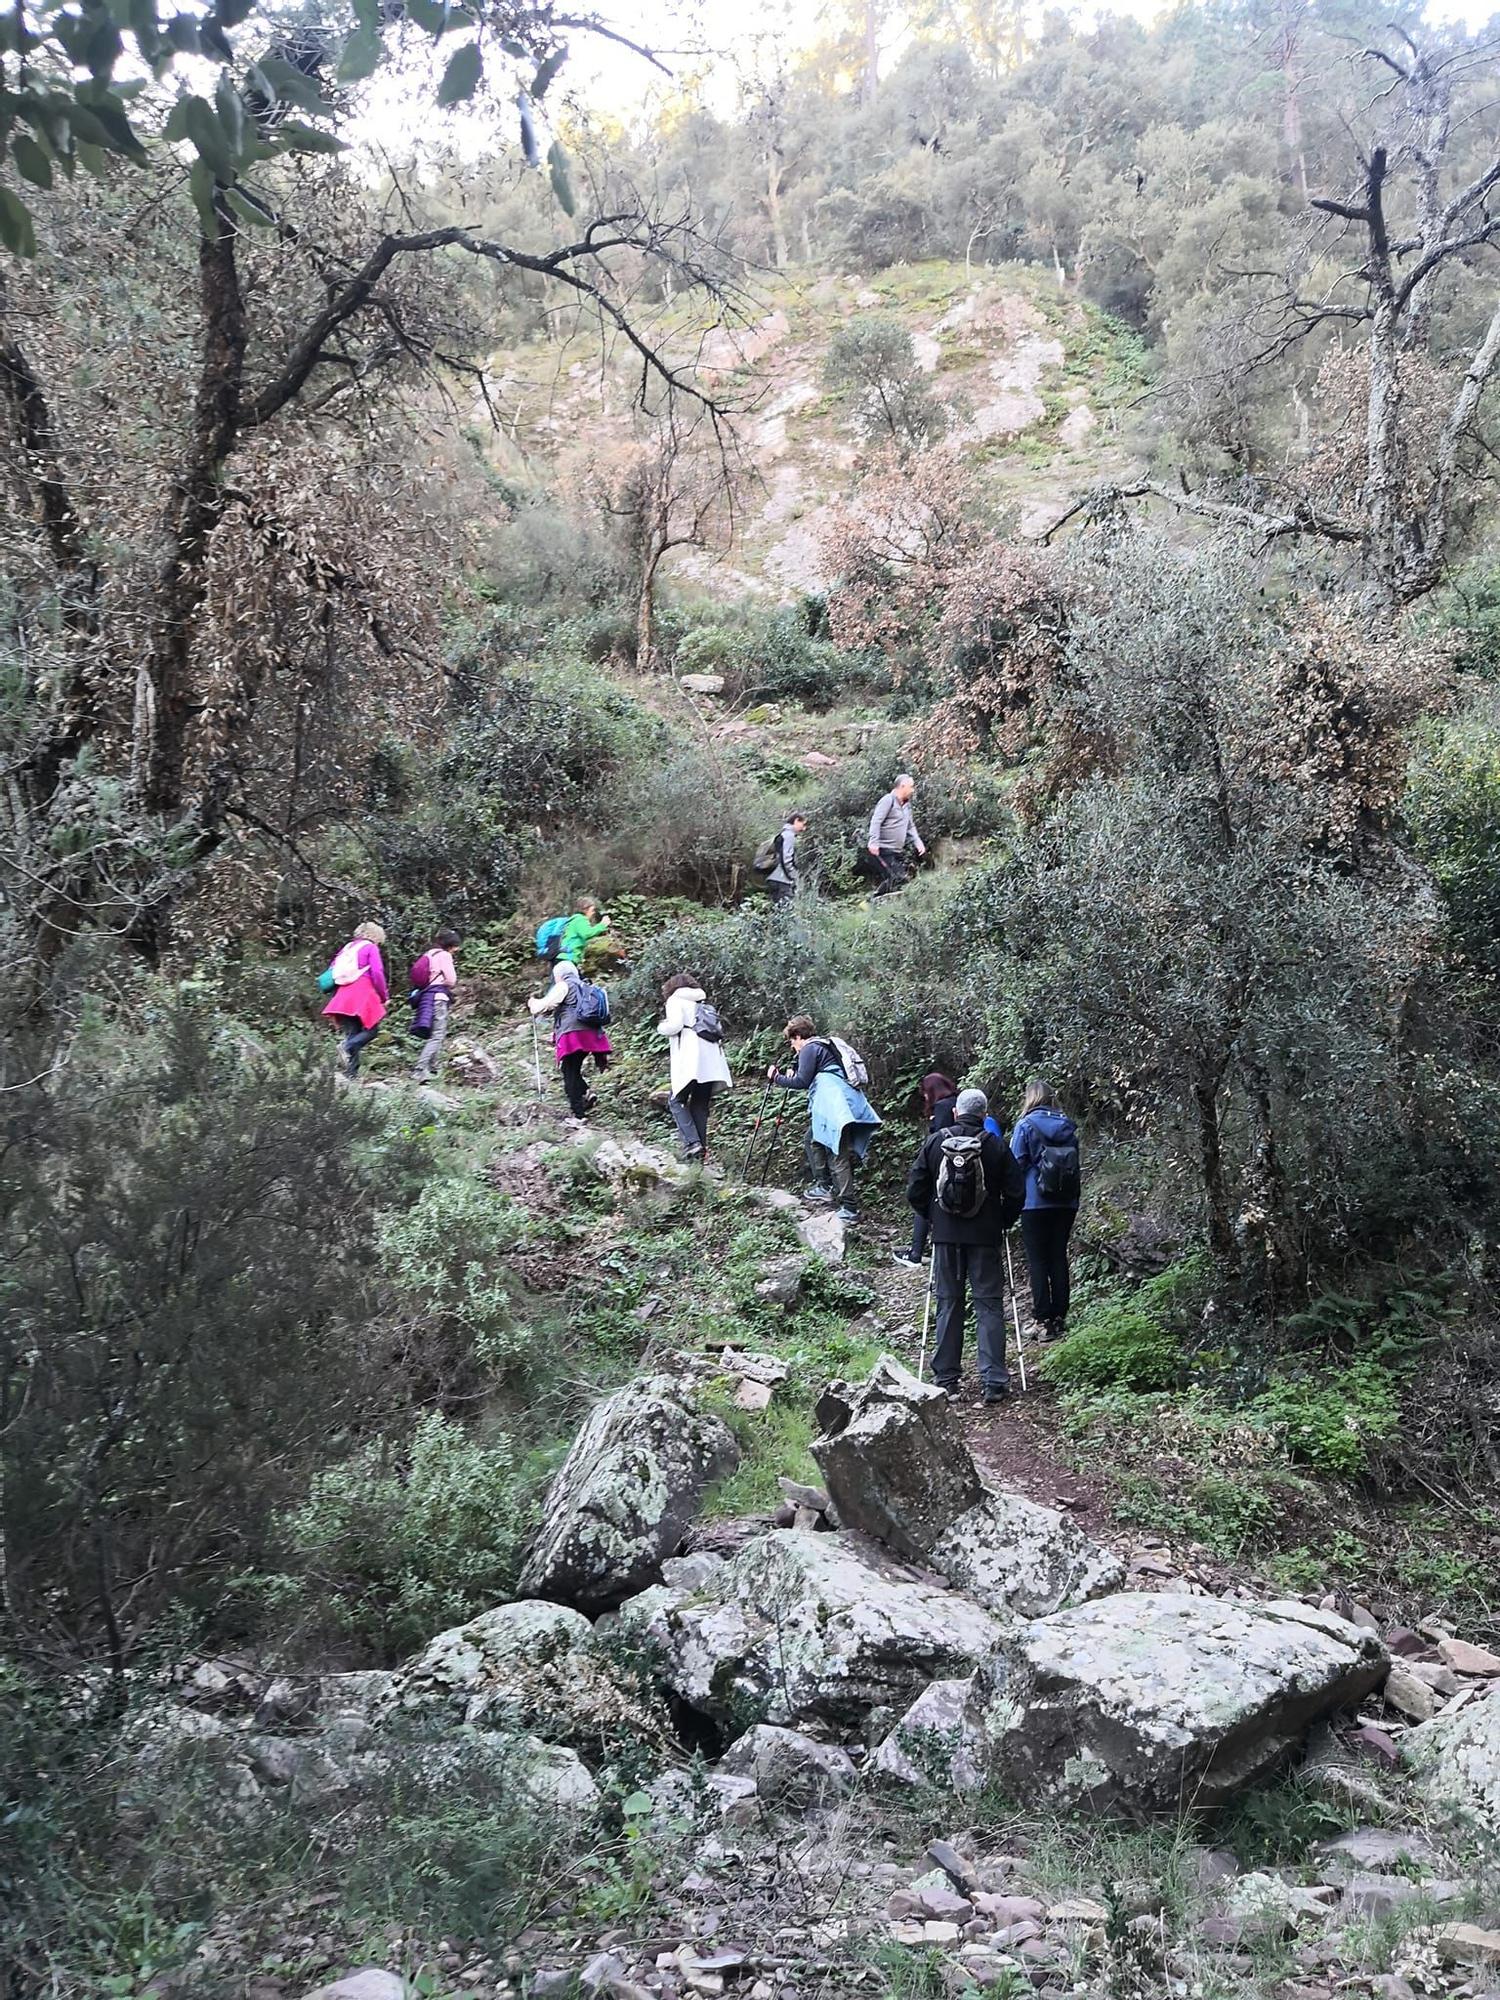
[740,1077,775,1181]
[758,1093,788,1187]
[1004,1231,1028,1395]
[917,1254,935,1381]
[531,1016,543,1096]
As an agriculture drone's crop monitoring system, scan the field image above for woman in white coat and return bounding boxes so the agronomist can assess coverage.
[658,972,733,1162]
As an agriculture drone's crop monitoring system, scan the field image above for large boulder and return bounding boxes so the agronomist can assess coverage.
[965,1594,1388,1814]
[1402,1686,1500,1836]
[617,1529,1007,1731]
[812,1358,1120,1614]
[931,1492,1124,1619]
[380,1600,668,1754]
[520,1376,739,1612]
[811,1359,982,1561]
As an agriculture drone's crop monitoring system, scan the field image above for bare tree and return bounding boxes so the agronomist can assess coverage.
[598,401,743,670]
[1052,31,1500,616]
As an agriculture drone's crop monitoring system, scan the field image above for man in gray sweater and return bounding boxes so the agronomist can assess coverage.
[867,773,926,895]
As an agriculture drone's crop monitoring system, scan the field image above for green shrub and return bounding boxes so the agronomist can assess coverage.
[1406,691,1500,980]
[272,1411,534,1660]
[676,606,869,713]
[1246,1359,1402,1476]
[380,1175,530,1386]
[620,899,840,1031]
[0,1000,400,1666]
[1041,1256,1207,1391]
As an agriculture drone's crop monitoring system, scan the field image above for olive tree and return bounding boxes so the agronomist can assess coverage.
[984,534,1453,1288]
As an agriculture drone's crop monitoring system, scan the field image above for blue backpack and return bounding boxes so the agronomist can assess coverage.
[535,916,569,960]
[573,977,611,1027]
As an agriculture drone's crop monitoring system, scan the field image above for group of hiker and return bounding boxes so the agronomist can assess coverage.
[753,772,927,901]
[316,766,1077,1401]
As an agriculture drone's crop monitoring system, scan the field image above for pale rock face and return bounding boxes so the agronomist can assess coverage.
[1403,1685,1500,1835]
[520,1377,740,1612]
[812,1357,1120,1613]
[871,1677,986,1792]
[718,1723,857,1804]
[930,1491,1124,1619]
[300,1972,407,2000]
[617,1529,1007,1729]
[964,1593,1389,1813]
[798,1209,846,1263]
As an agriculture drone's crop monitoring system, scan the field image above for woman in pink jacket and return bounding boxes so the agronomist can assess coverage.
[322,921,389,1076]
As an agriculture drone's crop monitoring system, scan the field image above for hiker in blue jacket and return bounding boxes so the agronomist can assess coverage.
[1010,1079,1081,1342]
[767,1015,881,1223]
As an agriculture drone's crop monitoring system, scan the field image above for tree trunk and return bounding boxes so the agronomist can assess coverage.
[766,152,788,269]
[140,199,248,818]
[1193,1070,1235,1264]
[637,552,660,671]
[862,0,879,105]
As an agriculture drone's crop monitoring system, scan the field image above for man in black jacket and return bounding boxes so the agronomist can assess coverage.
[905,1087,1026,1404]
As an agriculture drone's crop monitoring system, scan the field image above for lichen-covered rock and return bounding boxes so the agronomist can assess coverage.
[412,1727,601,1812]
[965,1593,1388,1814]
[718,1723,856,1804]
[871,1677,986,1792]
[520,1376,739,1612]
[930,1491,1124,1619]
[379,1598,664,1753]
[618,1529,1006,1729]
[1403,1685,1500,1836]
[811,1358,982,1562]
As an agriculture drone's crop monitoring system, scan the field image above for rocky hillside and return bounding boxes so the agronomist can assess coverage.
[484,261,1148,599]
[135,1024,1500,2000]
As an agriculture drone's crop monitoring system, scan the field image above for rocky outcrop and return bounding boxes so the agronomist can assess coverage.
[1402,1685,1500,1835]
[965,1593,1388,1813]
[617,1528,1006,1731]
[520,1376,740,1612]
[811,1358,1120,1614]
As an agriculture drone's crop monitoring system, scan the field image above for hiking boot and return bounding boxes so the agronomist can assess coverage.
[938,1382,963,1401]
[891,1250,923,1269]
[834,1206,858,1223]
[983,1384,1013,1406]
[802,1185,833,1204]
[581,1092,599,1114]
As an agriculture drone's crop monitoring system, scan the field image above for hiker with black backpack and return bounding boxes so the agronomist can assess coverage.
[766,1015,882,1222]
[657,972,732,1162]
[755,810,808,906]
[528,952,613,1119]
[1010,1079,1081,1342]
[905,1087,1026,1404]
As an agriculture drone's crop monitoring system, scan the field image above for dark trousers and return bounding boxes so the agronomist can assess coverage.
[809,1140,856,1208]
[873,847,909,896]
[909,1212,930,1259]
[560,1050,604,1116]
[768,880,795,906]
[340,1021,380,1074]
[930,1242,1009,1391]
[1020,1208,1076,1324]
[669,1082,713,1155]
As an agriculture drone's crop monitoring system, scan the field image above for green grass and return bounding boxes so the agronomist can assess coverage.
[700,1394,820,1516]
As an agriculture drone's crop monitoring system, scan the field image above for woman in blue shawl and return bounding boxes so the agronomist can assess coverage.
[767,1015,882,1222]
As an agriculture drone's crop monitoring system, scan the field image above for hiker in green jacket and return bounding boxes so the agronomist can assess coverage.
[560,900,610,970]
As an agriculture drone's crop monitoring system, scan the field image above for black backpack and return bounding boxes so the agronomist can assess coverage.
[1035,1138,1081,1202]
[935,1130,988,1218]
